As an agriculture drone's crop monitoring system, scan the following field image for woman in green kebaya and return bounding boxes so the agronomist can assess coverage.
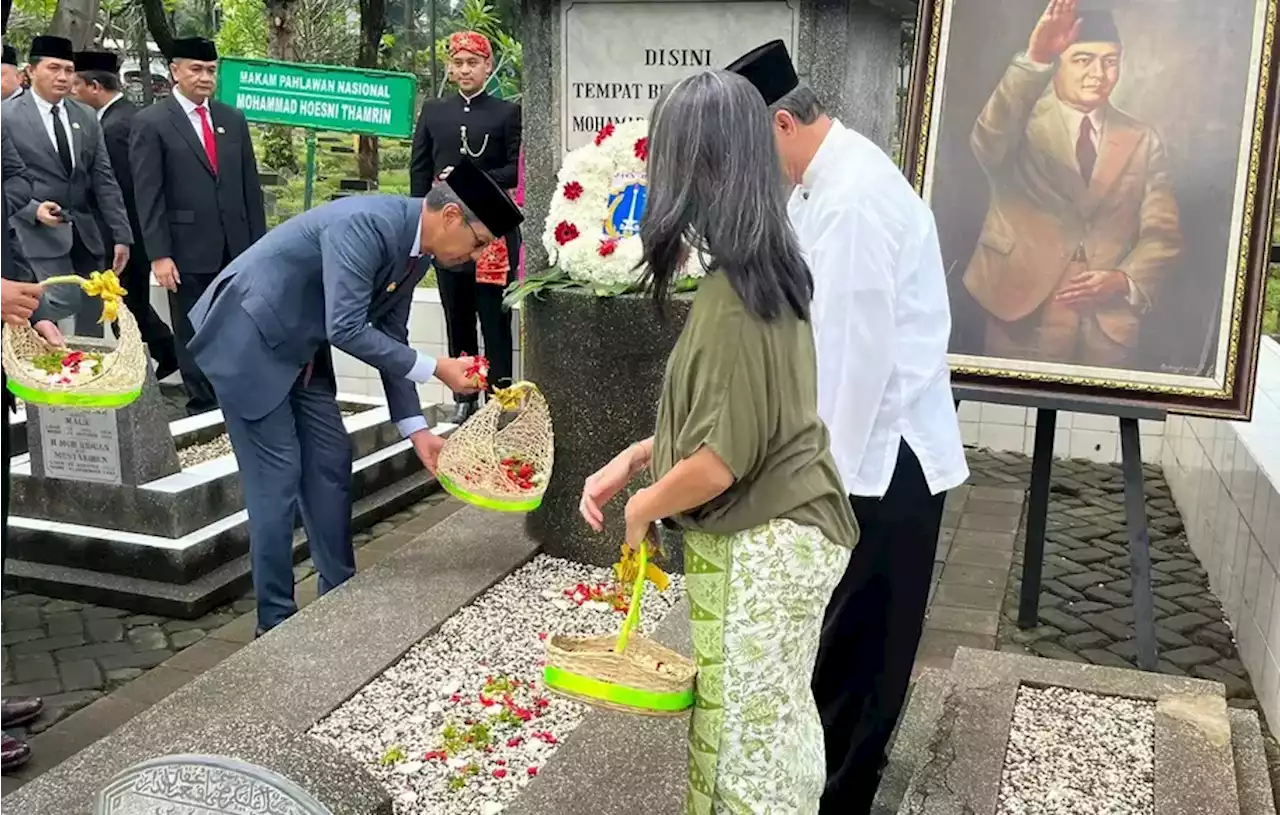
[577,69,859,814]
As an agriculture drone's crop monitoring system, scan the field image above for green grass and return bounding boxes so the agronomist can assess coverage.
[1265,266,1279,336]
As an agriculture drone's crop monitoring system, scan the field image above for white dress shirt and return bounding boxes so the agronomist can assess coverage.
[30,90,75,169]
[172,87,214,139]
[97,92,124,121]
[394,226,437,438]
[788,120,969,498]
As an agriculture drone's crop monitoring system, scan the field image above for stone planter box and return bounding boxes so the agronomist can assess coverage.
[522,286,691,571]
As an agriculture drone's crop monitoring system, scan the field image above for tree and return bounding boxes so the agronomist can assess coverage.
[49,0,99,49]
[137,0,173,57]
[356,0,387,181]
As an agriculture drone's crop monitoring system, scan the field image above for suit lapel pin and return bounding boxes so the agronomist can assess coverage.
[71,122,80,129]
[216,126,225,134]
[386,282,397,292]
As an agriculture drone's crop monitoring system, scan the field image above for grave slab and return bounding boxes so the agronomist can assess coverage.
[505,598,692,815]
[2,506,540,814]
[1229,708,1279,815]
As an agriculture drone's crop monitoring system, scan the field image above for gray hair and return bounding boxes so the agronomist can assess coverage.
[770,85,826,125]
[640,69,812,322]
[424,184,477,223]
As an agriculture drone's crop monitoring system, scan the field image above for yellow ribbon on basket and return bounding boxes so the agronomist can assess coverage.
[492,380,535,411]
[42,271,128,324]
[614,541,670,592]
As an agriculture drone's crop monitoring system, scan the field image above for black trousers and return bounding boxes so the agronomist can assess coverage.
[812,441,947,814]
[436,230,519,402]
[3,378,11,578]
[110,252,177,372]
[169,266,221,415]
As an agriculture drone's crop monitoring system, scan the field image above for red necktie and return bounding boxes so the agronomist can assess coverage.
[196,106,218,174]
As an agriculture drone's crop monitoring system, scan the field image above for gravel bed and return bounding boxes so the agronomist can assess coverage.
[998,685,1154,815]
[309,554,685,815]
[176,410,362,468]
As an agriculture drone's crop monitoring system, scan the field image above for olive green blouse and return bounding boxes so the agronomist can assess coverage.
[651,272,859,549]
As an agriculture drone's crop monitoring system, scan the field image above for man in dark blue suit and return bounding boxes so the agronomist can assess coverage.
[188,160,521,634]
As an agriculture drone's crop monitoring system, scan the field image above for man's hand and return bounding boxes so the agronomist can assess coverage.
[1055,269,1130,306]
[1,278,42,325]
[33,320,64,346]
[112,244,130,274]
[410,429,446,474]
[35,201,63,227]
[434,355,481,394]
[152,257,180,292]
[1028,0,1081,64]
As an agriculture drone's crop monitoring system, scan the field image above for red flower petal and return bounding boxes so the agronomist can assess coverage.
[528,766,539,777]
[495,759,506,766]
[598,238,618,257]
[562,181,584,201]
[493,768,508,779]
[507,737,523,748]
[634,137,649,161]
[554,221,580,246]
[538,632,548,641]
[594,123,616,146]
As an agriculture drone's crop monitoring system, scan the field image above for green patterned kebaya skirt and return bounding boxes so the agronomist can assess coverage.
[684,518,851,814]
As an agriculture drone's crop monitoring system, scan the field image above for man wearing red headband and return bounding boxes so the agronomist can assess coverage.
[410,30,521,425]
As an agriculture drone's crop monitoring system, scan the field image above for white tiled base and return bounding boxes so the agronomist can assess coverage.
[957,400,1166,465]
[1160,336,1280,729]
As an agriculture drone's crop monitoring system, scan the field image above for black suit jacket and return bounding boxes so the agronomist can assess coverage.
[129,95,267,278]
[97,97,148,263]
[409,92,520,197]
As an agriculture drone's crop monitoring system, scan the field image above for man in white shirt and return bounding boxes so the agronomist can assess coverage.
[730,41,969,813]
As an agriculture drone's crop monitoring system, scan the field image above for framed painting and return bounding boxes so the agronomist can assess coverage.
[904,0,1280,418]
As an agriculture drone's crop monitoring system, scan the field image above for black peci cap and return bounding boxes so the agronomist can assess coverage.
[1076,10,1121,45]
[74,50,119,74]
[726,39,799,107]
[443,159,524,238]
[29,35,74,63]
[170,37,218,62]
[2,44,18,66]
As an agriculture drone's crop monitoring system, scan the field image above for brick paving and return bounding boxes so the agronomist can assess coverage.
[0,491,463,793]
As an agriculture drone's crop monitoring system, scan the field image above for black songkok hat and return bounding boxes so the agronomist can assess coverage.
[170,37,217,62]
[29,35,74,63]
[74,50,119,74]
[726,39,799,107]
[2,44,18,66]
[444,159,524,237]
[1076,10,1121,45]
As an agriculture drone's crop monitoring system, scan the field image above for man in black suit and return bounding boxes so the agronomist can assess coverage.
[72,49,178,379]
[130,37,266,414]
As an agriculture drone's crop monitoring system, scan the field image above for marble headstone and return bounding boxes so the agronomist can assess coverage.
[24,346,180,487]
[95,755,333,815]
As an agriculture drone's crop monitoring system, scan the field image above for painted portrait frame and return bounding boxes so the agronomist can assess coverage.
[903,0,1280,419]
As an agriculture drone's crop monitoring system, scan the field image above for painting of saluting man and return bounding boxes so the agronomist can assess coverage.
[908,0,1280,417]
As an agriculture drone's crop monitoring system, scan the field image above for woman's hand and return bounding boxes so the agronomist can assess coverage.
[579,443,648,531]
[623,490,657,552]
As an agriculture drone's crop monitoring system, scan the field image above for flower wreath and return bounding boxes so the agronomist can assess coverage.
[506,120,704,305]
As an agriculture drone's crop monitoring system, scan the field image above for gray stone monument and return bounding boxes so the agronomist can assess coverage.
[24,349,180,487]
[521,0,913,568]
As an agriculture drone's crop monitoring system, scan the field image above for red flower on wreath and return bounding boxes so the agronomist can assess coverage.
[598,238,618,257]
[634,137,649,161]
[594,123,615,145]
[562,181,584,201]
[554,221,580,245]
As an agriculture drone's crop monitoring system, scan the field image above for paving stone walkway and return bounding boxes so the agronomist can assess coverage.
[0,490,463,794]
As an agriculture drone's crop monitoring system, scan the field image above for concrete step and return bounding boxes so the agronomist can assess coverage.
[1230,708,1278,815]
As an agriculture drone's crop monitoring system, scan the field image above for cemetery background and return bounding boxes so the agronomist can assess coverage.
[2,0,1280,811]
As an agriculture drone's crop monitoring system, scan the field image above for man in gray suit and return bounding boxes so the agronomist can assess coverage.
[189,159,521,635]
[2,43,23,101]
[2,35,131,338]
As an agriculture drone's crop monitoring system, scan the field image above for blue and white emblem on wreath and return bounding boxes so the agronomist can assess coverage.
[604,172,647,239]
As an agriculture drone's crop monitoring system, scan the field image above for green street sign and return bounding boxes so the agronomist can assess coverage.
[216,57,418,139]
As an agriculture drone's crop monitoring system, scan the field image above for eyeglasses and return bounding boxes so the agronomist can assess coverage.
[464,220,492,252]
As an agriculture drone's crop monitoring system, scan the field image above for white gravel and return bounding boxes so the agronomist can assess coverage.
[309,554,685,815]
[997,685,1154,815]
[176,411,362,468]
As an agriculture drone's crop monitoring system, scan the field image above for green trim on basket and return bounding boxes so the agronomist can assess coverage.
[542,665,694,712]
[5,379,141,409]
[437,471,543,513]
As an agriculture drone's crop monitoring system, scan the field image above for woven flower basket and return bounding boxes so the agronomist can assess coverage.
[436,380,554,512]
[544,543,696,716]
[1,272,145,410]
